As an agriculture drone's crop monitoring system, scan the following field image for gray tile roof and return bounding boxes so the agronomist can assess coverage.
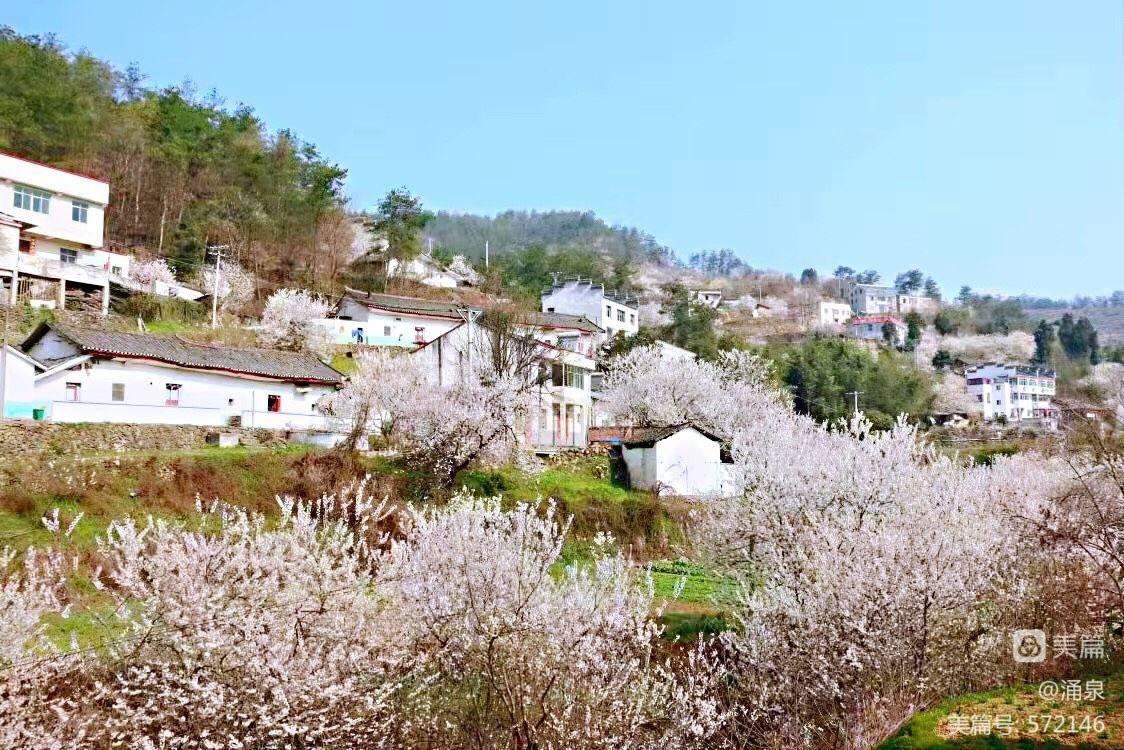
[344,289,469,319]
[520,311,604,333]
[618,423,723,447]
[25,323,343,384]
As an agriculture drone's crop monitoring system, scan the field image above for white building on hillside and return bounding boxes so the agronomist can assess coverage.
[691,289,723,308]
[0,153,131,313]
[965,363,1057,426]
[847,282,938,316]
[325,289,469,347]
[849,314,907,344]
[411,311,600,452]
[817,300,852,326]
[541,276,639,341]
[619,424,733,497]
[0,322,343,428]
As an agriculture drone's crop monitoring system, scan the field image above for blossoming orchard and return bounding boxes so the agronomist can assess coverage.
[3,345,1123,748]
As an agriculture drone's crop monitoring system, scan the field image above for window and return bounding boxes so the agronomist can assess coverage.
[606,305,612,318]
[383,325,391,336]
[59,248,77,265]
[71,200,89,223]
[629,313,635,324]
[563,367,585,389]
[111,383,125,402]
[111,265,122,275]
[165,383,181,406]
[558,336,579,351]
[14,185,50,214]
[267,394,281,412]
[65,382,81,402]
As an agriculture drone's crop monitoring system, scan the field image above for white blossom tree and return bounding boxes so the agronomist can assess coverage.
[127,257,177,286]
[258,287,334,358]
[200,261,256,311]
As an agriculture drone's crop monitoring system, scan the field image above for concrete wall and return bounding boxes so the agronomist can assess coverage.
[0,421,288,456]
[0,153,108,248]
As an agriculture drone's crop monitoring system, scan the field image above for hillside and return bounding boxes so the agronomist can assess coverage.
[1024,305,1124,345]
[422,210,676,265]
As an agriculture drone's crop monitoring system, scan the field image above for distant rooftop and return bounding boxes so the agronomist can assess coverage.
[541,275,639,309]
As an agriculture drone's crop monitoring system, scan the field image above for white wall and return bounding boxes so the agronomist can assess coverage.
[541,281,638,340]
[332,298,461,346]
[0,154,107,248]
[623,428,727,496]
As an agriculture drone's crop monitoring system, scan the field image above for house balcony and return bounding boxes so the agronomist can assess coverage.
[0,251,110,288]
[527,426,587,452]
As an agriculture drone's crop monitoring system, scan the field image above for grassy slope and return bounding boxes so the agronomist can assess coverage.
[881,676,1124,749]
[3,448,732,641]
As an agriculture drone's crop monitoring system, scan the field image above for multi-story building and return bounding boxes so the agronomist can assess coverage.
[965,363,1057,426]
[0,153,130,313]
[412,310,600,452]
[541,276,639,341]
[817,300,853,326]
[847,282,939,316]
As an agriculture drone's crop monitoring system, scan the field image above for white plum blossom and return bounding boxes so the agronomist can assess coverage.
[127,257,178,286]
[258,287,334,357]
[200,261,256,310]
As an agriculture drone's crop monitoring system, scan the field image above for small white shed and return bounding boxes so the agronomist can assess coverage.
[620,424,732,497]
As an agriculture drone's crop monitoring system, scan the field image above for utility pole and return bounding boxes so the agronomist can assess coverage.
[844,390,863,417]
[209,245,223,330]
[484,240,489,268]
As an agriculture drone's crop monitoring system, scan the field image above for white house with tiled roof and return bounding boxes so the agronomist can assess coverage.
[965,363,1057,426]
[0,322,343,428]
[0,152,132,312]
[541,276,639,341]
[849,314,907,344]
[324,289,469,347]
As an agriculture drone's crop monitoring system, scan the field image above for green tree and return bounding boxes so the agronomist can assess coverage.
[923,277,941,299]
[1033,320,1055,365]
[894,269,925,294]
[833,266,856,279]
[366,188,432,266]
[770,338,933,428]
[931,350,953,370]
[882,321,900,347]
[957,286,974,305]
[800,268,819,285]
[903,312,923,351]
[856,270,880,284]
[933,309,960,335]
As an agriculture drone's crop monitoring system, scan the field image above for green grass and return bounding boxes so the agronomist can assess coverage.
[329,353,359,375]
[880,677,1124,750]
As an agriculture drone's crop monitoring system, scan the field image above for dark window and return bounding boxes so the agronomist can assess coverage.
[111,383,125,402]
[60,248,78,264]
[165,383,181,406]
[267,394,281,412]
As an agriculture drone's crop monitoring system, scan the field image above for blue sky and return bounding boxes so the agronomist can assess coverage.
[8,1,1124,297]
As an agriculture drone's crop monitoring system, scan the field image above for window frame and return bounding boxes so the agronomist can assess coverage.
[65,382,81,402]
[111,383,125,402]
[165,383,181,406]
[71,200,89,223]
[59,247,78,265]
[14,185,51,214]
[267,394,282,413]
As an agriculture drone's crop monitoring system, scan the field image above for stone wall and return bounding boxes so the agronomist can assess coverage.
[0,421,288,456]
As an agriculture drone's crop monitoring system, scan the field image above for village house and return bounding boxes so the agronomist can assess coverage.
[617,424,733,497]
[847,282,938,316]
[849,314,908,344]
[0,153,132,313]
[690,289,723,308]
[965,363,1057,427]
[411,311,600,452]
[817,300,852,326]
[324,289,470,347]
[0,322,343,429]
[541,276,639,341]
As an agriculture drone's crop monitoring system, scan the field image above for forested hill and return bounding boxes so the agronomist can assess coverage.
[423,210,676,265]
[0,27,351,290]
